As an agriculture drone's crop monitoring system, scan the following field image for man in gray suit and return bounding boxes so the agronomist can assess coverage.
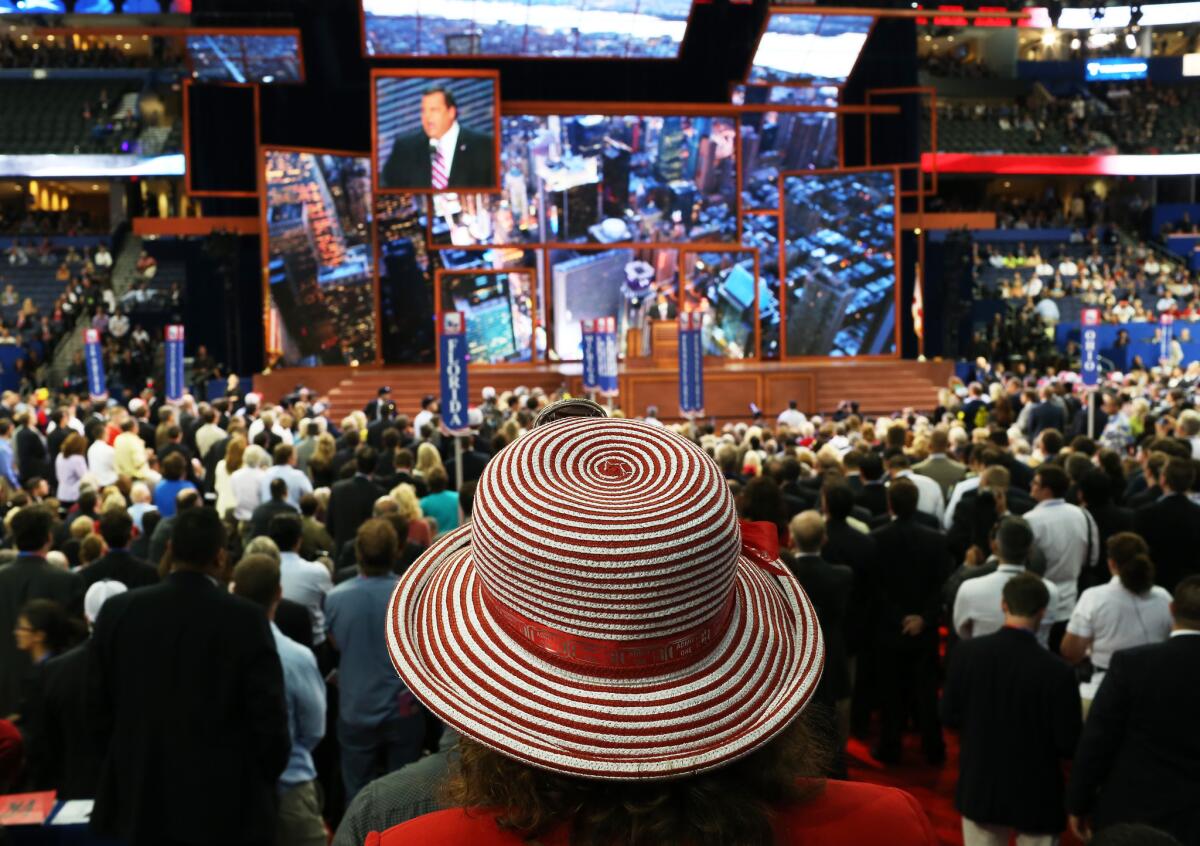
[913,428,967,500]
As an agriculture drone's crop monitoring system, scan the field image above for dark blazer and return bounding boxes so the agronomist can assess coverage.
[80,549,158,591]
[868,509,942,532]
[854,482,889,518]
[327,474,385,555]
[15,425,49,483]
[248,498,299,542]
[23,643,104,799]
[786,553,853,703]
[1067,634,1200,844]
[869,517,952,648]
[443,450,491,490]
[381,125,496,190]
[942,627,1081,834]
[822,518,876,656]
[1126,483,1163,511]
[1133,494,1200,591]
[1027,401,1066,440]
[0,554,82,715]
[275,598,314,651]
[87,570,290,845]
[202,435,230,494]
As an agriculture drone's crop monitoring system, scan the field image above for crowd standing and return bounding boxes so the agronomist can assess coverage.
[0,370,1194,846]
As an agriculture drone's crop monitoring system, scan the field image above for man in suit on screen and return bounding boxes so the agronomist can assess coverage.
[382,85,495,190]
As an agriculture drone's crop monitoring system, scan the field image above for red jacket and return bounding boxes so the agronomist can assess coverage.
[364,780,936,845]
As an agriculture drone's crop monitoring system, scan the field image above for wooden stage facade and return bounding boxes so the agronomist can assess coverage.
[255,358,955,424]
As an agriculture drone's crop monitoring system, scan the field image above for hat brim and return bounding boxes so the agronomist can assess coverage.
[387,525,824,780]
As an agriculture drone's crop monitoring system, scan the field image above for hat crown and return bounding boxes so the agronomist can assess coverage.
[471,418,740,657]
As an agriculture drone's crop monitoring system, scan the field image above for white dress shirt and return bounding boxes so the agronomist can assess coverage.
[1067,575,1172,674]
[279,550,334,646]
[943,475,980,529]
[894,470,945,522]
[86,438,117,487]
[777,409,807,430]
[433,120,461,181]
[260,464,313,508]
[953,563,1061,648]
[1025,498,1100,620]
[230,466,265,521]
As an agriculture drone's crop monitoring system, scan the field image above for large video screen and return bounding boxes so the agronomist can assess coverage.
[681,250,761,359]
[782,170,896,357]
[740,215,780,359]
[264,150,377,367]
[362,0,692,59]
[187,32,304,84]
[377,193,436,364]
[430,113,738,246]
[439,271,534,364]
[549,247,678,360]
[749,12,874,85]
[740,112,839,210]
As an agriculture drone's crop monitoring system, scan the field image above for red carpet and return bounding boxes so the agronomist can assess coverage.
[846,735,1083,846]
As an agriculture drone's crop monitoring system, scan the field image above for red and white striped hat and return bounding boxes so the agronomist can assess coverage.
[386,417,824,779]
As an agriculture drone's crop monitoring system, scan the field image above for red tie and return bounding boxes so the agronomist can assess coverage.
[431,147,448,190]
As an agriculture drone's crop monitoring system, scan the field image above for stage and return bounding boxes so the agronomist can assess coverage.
[254,358,954,423]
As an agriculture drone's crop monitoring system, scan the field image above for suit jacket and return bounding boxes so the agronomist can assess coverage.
[855,482,889,518]
[1126,484,1163,511]
[869,509,941,532]
[444,450,491,490]
[1027,401,1066,439]
[869,517,952,650]
[87,570,290,844]
[822,518,876,655]
[0,554,82,715]
[15,425,49,483]
[1000,453,1035,493]
[80,549,158,591]
[946,487,1035,561]
[1133,494,1200,591]
[787,553,853,703]
[248,498,299,542]
[382,125,495,189]
[942,627,1081,834]
[1067,634,1200,844]
[327,474,385,554]
[23,642,104,799]
[912,454,967,499]
[202,435,230,493]
[275,598,314,651]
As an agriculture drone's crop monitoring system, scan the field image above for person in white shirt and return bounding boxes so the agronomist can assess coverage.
[642,406,665,427]
[1058,258,1078,277]
[777,400,807,432]
[412,395,437,440]
[93,244,113,269]
[1060,532,1173,706]
[954,515,1061,648]
[887,453,945,523]
[1112,300,1135,323]
[259,444,313,508]
[85,419,117,487]
[269,513,333,647]
[1179,409,1200,459]
[1025,464,1100,644]
[231,444,270,523]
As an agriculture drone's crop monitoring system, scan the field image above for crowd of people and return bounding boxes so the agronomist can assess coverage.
[0,368,1192,845]
[0,35,182,71]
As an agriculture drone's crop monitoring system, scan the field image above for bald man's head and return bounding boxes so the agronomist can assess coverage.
[789,510,826,555]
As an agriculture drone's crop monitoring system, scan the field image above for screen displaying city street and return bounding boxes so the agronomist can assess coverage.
[363,0,693,58]
[782,169,896,357]
[264,150,377,366]
[430,112,737,247]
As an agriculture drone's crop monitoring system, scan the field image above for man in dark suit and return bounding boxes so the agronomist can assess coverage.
[148,488,202,568]
[81,510,158,591]
[15,411,49,485]
[786,510,853,774]
[0,505,82,715]
[854,452,889,518]
[1027,386,1066,441]
[1067,575,1200,844]
[327,445,384,556]
[363,386,392,424]
[870,478,951,764]
[443,434,491,491]
[249,478,300,542]
[943,574,1082,845]
[1133,457,1200,592]
[87,506,290,846]
[381,85,495,190]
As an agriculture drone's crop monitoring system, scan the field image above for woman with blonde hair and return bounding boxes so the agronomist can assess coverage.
[414,442,444,479]
[308,432,338,488]
[215,435,247,519]
[390,482,432,547]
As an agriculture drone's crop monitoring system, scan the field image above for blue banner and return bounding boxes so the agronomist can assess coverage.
[597,316,619,398]
[165,324,185,403]
[1160,313,1175,365]
[1081,308,1100,387]
[440,311,470,434]
[83,328,106,401]
[580,319,599,393]
[678,311,705,415]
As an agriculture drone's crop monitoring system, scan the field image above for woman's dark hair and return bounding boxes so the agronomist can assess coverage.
[18,598,85,654]
[740,476,786,533]
[1107,531,1155,595]
[442,710,831,846]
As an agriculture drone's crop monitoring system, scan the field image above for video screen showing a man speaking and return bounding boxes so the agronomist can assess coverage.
[375,73,499,192]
